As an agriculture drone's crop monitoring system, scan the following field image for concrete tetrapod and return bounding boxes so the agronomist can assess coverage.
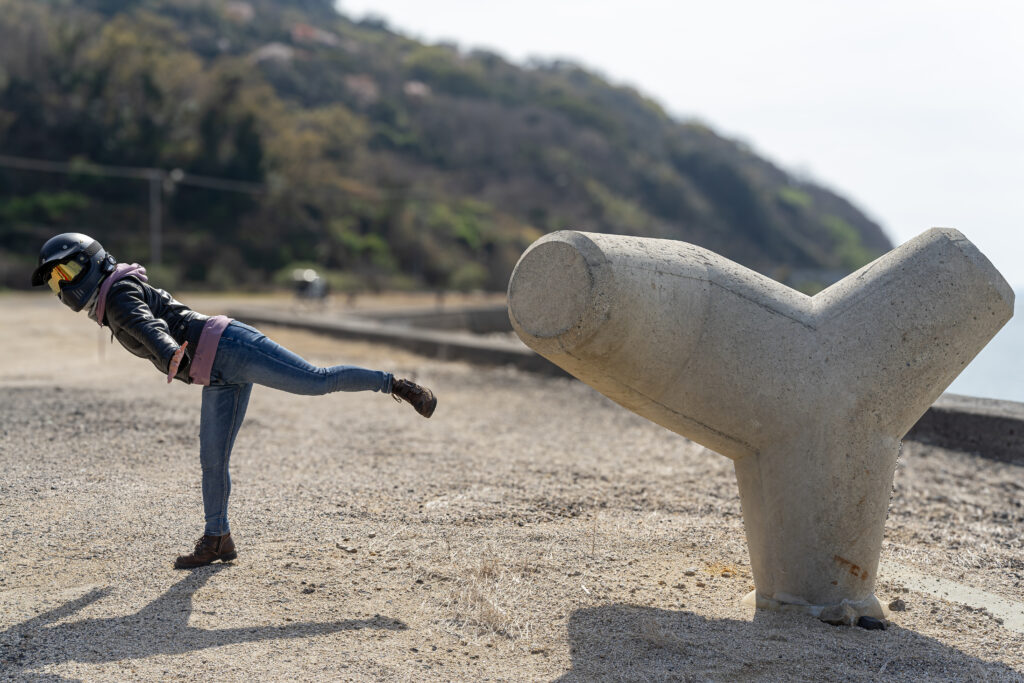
[507,228,1014,624]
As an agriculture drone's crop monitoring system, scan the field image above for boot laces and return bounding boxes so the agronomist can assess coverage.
[393,379,418,402]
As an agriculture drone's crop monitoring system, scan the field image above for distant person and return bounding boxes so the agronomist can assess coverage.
[31,233,436,569]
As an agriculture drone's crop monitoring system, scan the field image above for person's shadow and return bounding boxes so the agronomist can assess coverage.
[556,604,1021,681]
[0,565,407,680]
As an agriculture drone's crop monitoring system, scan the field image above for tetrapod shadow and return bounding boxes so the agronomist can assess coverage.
[556,604,1020,681]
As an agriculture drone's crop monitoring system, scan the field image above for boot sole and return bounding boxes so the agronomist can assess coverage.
[173,551,237,569]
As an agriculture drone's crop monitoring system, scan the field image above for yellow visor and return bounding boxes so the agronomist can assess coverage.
[47,260,84,294]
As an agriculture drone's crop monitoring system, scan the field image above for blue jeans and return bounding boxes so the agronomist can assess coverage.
[199,321,393,535]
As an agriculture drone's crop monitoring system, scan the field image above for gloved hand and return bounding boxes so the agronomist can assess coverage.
[167,341,189,383]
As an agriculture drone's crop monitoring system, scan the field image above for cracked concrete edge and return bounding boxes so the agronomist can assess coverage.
[228,306,1023,466]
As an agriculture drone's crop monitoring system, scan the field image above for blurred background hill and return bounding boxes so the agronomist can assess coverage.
[0,0,891,293]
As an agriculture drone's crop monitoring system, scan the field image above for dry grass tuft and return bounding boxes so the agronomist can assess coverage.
[430,541,544,643]
[638,616,693,655]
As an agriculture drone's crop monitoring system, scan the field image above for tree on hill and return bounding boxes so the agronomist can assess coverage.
[0,0,890,292]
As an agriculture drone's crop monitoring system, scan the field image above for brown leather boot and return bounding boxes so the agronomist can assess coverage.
[174,533,237,569]
[392,378,437,418]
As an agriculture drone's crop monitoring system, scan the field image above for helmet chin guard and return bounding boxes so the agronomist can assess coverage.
[31,233,116,311]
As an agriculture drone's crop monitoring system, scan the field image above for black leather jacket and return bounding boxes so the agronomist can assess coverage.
[100,277,209,383]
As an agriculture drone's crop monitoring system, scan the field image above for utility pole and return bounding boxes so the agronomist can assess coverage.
[0,154,263,264]
[149,171,163,265]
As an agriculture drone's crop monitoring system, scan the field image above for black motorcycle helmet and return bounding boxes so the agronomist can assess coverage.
[31,233,116,311]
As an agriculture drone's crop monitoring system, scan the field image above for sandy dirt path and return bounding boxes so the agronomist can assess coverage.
[1,292,1021,681]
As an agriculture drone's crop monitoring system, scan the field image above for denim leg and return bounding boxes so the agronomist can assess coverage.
[216,322,393,396]
[199,382,252,536]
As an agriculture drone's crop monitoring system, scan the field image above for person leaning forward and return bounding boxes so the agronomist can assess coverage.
[31,233,437,568]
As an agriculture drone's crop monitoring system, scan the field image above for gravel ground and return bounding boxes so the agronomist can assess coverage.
[1,292,1022,682]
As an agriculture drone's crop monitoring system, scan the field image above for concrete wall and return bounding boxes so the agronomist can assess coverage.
[229,305,1023,466]
[351,304,513,334]
[907,393,1024,465]
[229,306,566,377]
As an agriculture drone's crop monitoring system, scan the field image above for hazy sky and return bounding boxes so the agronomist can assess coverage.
[339,0,1023,288]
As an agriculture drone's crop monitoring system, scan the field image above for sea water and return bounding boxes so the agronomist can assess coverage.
[946,289,1022,403]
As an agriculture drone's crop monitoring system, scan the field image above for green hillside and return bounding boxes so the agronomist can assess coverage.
[0,0,891,292]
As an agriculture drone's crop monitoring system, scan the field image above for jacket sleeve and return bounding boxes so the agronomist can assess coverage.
[104,280,181,372]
